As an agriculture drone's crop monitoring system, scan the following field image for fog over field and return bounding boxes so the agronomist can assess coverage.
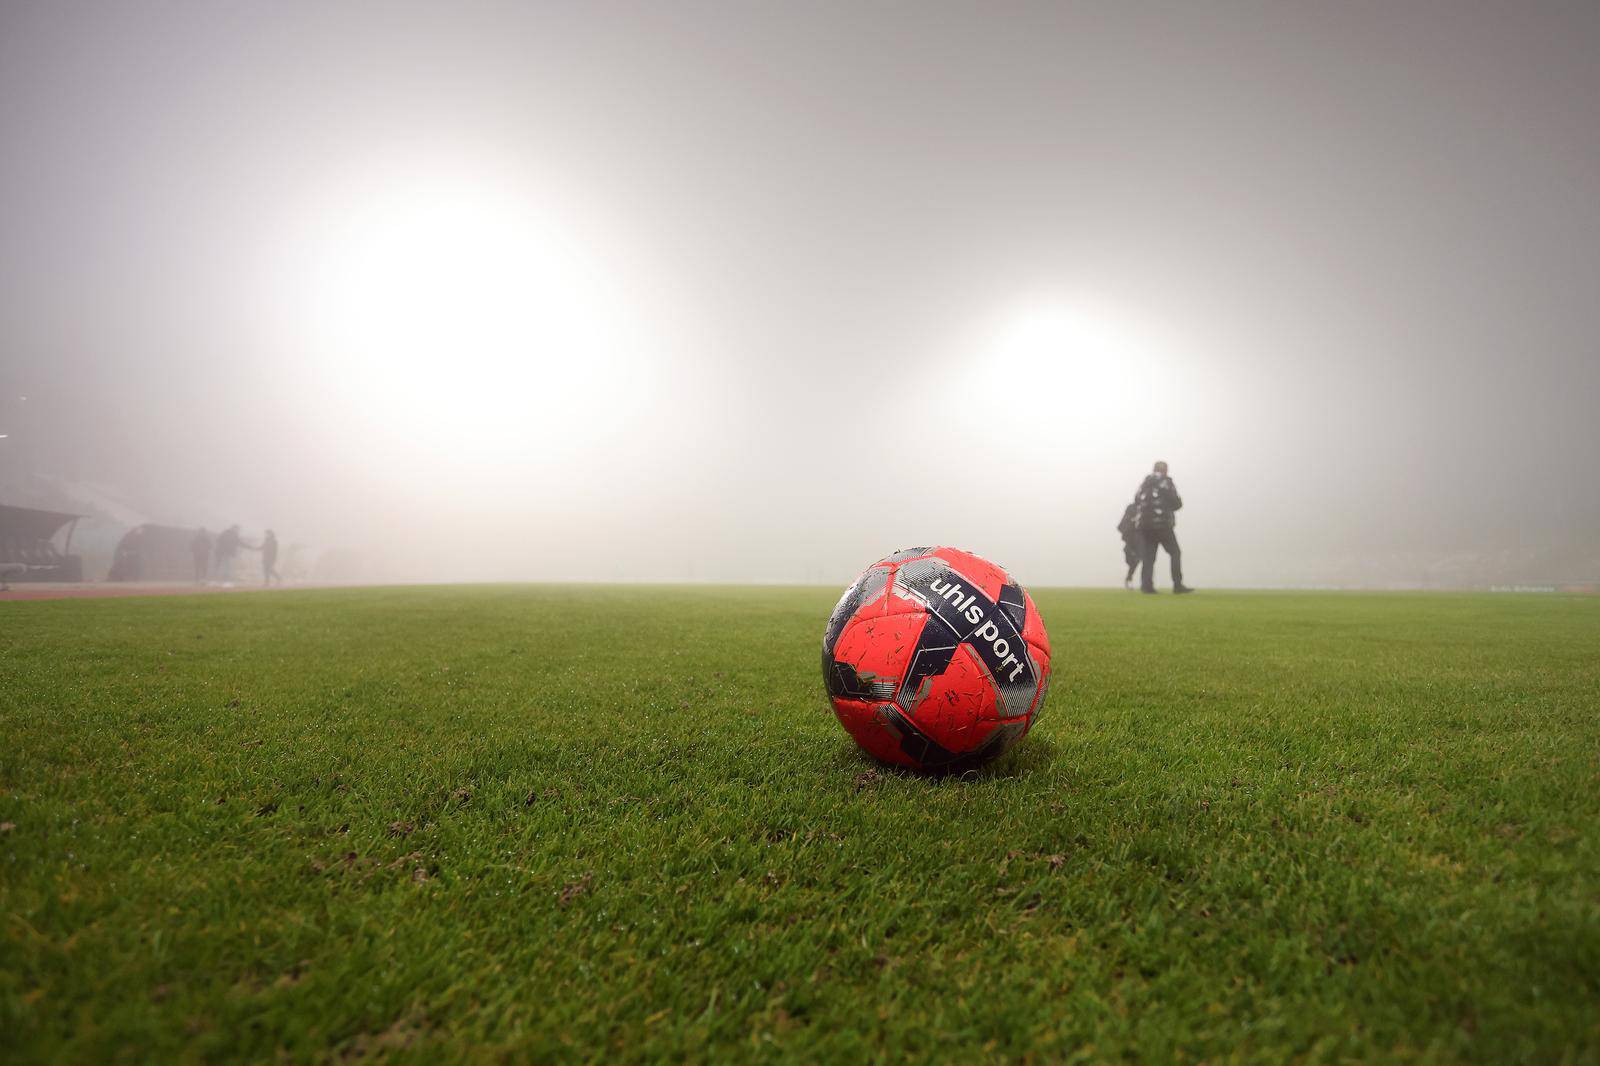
[2,1,1597,586]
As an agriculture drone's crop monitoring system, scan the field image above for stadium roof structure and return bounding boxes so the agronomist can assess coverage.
[0,501,84,543]
[0,501,87,583]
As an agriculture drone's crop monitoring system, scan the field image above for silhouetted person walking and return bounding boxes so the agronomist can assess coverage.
[214,524,243,582]
[261,529,280,586]
[190,527,212,585]
[1117,503,1139,589]
[1133,460,1192,594]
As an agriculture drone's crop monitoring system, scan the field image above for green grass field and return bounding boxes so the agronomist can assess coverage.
[3,586,1598,1062]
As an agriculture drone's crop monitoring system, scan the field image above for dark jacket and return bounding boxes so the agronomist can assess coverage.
[1132,474,1182,531]
[1117,503,1138,544]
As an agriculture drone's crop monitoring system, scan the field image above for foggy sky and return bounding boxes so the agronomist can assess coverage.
[3,1,1597,586]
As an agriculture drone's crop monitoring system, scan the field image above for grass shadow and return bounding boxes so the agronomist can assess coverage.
[836,731,1059,785]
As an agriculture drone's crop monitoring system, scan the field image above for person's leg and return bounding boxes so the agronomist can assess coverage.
[1123,544,1138,586]
[1139,531,1158,592]
[1162,529,1184,588]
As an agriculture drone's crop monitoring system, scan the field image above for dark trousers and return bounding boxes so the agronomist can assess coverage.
[1139,528,1182,591]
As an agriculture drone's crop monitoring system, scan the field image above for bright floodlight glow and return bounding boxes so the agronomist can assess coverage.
[969,298,1174,442]
[991,303,1138,406]
[296,177,650,473]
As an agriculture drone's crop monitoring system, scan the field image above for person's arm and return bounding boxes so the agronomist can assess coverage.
[1167,480,1183,511]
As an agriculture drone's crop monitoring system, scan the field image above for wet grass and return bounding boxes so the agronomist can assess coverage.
[3,585,1598,1062]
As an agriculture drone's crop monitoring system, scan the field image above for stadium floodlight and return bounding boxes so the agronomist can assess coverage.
[290,175,654,470]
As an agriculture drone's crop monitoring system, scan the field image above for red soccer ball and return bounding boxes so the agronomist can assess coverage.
[822,547,1052,772]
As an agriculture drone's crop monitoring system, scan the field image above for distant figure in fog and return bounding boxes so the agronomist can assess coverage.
[1117,503,1140,589]
[190,527,212,584]
[214,525,243,582]
[260,530,280,586]
[1132,460,1193,595]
